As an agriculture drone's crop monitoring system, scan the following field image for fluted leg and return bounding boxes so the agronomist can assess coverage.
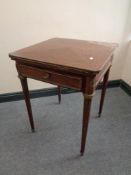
[80,93,93,155]
[58,86,61,104]
[98,68,110,117]
[19,75,35,132]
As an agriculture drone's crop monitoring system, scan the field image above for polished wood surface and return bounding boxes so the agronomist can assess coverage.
[9,38,117,74]
[9,38,117,155]
[17,64,82,90]
[98,67,111,117]
[58,86,61,104]
[81,94,92,155]
[18,74,35,132]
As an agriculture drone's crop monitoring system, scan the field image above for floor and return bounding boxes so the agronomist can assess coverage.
[0,87,131,175]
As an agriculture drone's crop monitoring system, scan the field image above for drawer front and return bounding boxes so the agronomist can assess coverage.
[17,64,82,90]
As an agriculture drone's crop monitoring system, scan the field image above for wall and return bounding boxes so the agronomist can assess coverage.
[122,43,131,85]
[121,1,131,86]
[0,0,130,93]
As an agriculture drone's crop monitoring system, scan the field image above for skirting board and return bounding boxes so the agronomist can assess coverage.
[0,79,130,103]
[120,80,131,96]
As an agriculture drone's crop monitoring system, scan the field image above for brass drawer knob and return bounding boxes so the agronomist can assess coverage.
[43,73,50,79]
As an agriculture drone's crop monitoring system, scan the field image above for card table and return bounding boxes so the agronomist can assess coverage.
[9,38,117,155]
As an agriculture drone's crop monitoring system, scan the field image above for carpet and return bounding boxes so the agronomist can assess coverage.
[0,87,131,175]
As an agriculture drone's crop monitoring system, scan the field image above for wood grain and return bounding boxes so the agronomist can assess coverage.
[9,38,118,155]
[9,38,117,74]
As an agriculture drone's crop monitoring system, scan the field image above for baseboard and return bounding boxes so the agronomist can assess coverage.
[97,79,120,89]
[0,87,76,103]
[120,80,131,96]
[0,79,130,103]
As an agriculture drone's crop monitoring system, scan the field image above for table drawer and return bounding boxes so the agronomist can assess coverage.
[17,64,82,90]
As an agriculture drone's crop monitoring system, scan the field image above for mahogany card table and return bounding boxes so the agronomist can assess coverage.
[9,38,117,155]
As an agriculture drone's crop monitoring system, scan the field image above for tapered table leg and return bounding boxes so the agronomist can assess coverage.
[19,75,35,132]
[58,86,61,104]
[80,94,93,155]
[98,68,110,117]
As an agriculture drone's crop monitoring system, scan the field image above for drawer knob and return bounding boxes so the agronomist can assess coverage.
[43,73,50,79]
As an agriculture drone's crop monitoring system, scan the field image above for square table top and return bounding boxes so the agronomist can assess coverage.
[9,38,117,74]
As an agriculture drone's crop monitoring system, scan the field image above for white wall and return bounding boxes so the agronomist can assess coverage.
[0,0,130,93]
[122,43,131,85]
[121,2,131,86]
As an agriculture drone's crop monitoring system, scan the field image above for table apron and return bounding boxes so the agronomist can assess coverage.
[17,64,83,90]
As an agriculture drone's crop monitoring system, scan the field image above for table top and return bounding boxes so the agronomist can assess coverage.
[9,38,117,73]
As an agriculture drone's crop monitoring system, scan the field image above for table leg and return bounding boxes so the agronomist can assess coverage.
[19,75,35,132]
[80,93,93,155]
[58,86,61,104]
[98,68,110,117]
